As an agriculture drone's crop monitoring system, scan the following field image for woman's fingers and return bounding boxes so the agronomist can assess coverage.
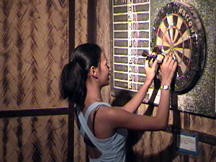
[160,55,178,84]
[145,55,177,84]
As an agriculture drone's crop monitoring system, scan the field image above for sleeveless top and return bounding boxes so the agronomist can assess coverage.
[76,102,128,162]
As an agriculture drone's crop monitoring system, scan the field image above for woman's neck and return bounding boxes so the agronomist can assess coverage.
[86,83,102,102]
[86,89,102,102]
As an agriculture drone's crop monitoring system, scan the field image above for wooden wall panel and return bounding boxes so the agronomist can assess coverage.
[74,0,88,46]
[73,0,88,162]
[0,0,70,162]
[95,0,112,104]
[0,0,69,110]
[0,115,68,162]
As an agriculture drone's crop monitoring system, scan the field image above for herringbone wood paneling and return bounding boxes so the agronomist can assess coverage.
[0,115,68,162]
[0,0,69,110]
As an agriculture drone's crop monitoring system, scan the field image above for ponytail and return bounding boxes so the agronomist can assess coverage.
[60,60,87,106]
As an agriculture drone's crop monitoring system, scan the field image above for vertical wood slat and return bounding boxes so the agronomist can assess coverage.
[73,0,88,161]
[68,0,75,161]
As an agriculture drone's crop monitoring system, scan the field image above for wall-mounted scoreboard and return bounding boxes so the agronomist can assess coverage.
[111,0,151,95]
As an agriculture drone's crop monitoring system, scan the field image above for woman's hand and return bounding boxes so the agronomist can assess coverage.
[160,55,178,86]
[144,59,158,83]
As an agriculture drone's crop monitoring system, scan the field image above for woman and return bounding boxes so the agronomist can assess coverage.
[60,43,177,162]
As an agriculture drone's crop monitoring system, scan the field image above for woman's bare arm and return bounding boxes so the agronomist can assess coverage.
[121,60,158,113]
[106,56,177,131]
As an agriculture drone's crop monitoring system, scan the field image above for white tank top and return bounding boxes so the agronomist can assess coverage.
[76,102,128,162]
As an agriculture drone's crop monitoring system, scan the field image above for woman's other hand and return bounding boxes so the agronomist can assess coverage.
[160,55,178,86]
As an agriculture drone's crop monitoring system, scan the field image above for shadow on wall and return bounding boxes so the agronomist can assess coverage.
[111,79,180,162]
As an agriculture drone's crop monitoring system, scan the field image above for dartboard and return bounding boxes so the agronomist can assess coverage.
[152,2,206,94]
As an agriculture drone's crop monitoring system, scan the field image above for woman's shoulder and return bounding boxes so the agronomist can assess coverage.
[97,104,128,121]
[89,102,111,108]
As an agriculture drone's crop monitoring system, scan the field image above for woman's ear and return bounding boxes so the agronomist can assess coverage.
[89,66,98,79]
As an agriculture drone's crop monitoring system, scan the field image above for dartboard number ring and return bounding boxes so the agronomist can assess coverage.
[152,2,206,94]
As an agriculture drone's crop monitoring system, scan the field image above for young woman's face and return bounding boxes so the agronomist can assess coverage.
[98,53,110,87]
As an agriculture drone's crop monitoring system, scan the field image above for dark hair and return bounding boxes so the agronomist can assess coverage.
[60,43,102,107]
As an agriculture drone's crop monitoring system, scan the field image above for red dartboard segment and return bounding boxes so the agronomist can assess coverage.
[152,2,206,94]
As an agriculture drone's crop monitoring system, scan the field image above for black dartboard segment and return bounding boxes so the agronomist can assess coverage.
[152,2,206,94]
